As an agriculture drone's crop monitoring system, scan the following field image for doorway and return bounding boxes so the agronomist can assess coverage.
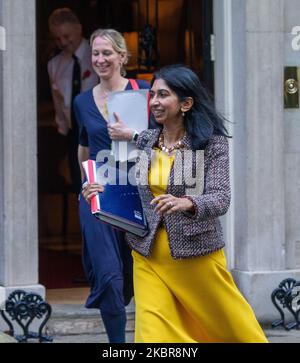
[36,0,214,289]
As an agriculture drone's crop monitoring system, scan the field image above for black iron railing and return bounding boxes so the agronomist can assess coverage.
[271,278,300,330]
[0,290,53,342]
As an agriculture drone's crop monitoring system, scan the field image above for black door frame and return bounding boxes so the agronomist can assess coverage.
[202,0,214,94]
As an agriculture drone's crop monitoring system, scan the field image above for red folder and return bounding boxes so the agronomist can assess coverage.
[82,160,100,214]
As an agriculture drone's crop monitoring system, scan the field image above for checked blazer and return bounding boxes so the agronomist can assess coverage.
[125,128,231,259]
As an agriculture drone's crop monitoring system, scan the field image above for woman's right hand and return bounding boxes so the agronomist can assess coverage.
[107,112,134,141]
[82,182,104,204]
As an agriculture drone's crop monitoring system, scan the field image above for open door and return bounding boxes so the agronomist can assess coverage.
[36,0,214,289]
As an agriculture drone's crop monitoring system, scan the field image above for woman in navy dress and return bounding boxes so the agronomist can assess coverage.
[74,29,149,343]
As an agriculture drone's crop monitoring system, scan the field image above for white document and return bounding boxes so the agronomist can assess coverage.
[107,89,149,161]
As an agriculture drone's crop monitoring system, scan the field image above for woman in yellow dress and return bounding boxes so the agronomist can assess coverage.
[125,65,268,343]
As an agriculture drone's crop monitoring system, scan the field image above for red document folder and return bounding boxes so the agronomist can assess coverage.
[82,159,100,214]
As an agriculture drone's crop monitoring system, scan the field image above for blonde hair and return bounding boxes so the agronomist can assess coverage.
[90,29,130,76]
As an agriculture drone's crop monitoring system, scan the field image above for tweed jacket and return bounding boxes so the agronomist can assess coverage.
[125,128,231,259]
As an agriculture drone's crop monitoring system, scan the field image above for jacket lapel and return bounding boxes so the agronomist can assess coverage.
[136,129,160,204]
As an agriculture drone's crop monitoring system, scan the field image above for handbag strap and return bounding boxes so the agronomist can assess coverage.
[129,78,139,90]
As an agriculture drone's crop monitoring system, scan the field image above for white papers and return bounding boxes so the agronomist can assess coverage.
[107,89,149,161]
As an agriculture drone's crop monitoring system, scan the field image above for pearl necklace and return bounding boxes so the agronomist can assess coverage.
[158,132,185,155]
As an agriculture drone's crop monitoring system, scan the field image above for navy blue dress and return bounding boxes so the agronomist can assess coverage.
[74,79,150,314]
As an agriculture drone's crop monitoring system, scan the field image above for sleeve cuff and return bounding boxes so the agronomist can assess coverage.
[182,195,198,219]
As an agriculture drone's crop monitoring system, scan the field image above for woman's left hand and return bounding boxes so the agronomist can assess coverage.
[150,194,194,216]
[107,112,134,141]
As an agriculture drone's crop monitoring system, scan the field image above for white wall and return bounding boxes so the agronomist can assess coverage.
[283,0,300,269]
[214,0,300,322]
[0,0,43,304]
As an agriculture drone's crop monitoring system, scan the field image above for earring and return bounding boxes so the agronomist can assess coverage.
[181,110,185,117]
[120,63,126,77]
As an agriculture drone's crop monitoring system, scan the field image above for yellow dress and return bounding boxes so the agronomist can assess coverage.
[132,149,268,343]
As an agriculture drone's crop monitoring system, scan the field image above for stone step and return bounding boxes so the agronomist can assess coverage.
[46,301,135,337]
[0,332,17,343]
[52,331,134,343]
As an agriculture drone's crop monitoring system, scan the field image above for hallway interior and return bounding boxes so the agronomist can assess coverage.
[46,287,89,304]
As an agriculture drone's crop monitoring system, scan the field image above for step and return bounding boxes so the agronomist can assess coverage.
[50,331,134,343]
[0,332,17,343]
[46,301,135,337]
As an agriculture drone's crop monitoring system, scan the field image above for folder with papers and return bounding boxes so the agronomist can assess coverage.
[82,159,148,237]
[107,88,149,162]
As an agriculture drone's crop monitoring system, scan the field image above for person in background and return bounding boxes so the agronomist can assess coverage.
[125,64,268,343]
[76,28,150,343]
[48,7,98,193]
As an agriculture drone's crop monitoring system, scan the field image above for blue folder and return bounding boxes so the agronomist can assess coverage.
[94,161,148,237]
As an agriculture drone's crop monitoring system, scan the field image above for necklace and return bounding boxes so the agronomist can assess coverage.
[95,87,110,119]
[97,81,127,119]
[158,132,185,155]
[98,91,109,119]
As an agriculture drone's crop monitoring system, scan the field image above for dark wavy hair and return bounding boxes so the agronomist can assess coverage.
[150,64,231,150]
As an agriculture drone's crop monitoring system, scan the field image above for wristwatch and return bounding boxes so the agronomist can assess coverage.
[131,130,139,143]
